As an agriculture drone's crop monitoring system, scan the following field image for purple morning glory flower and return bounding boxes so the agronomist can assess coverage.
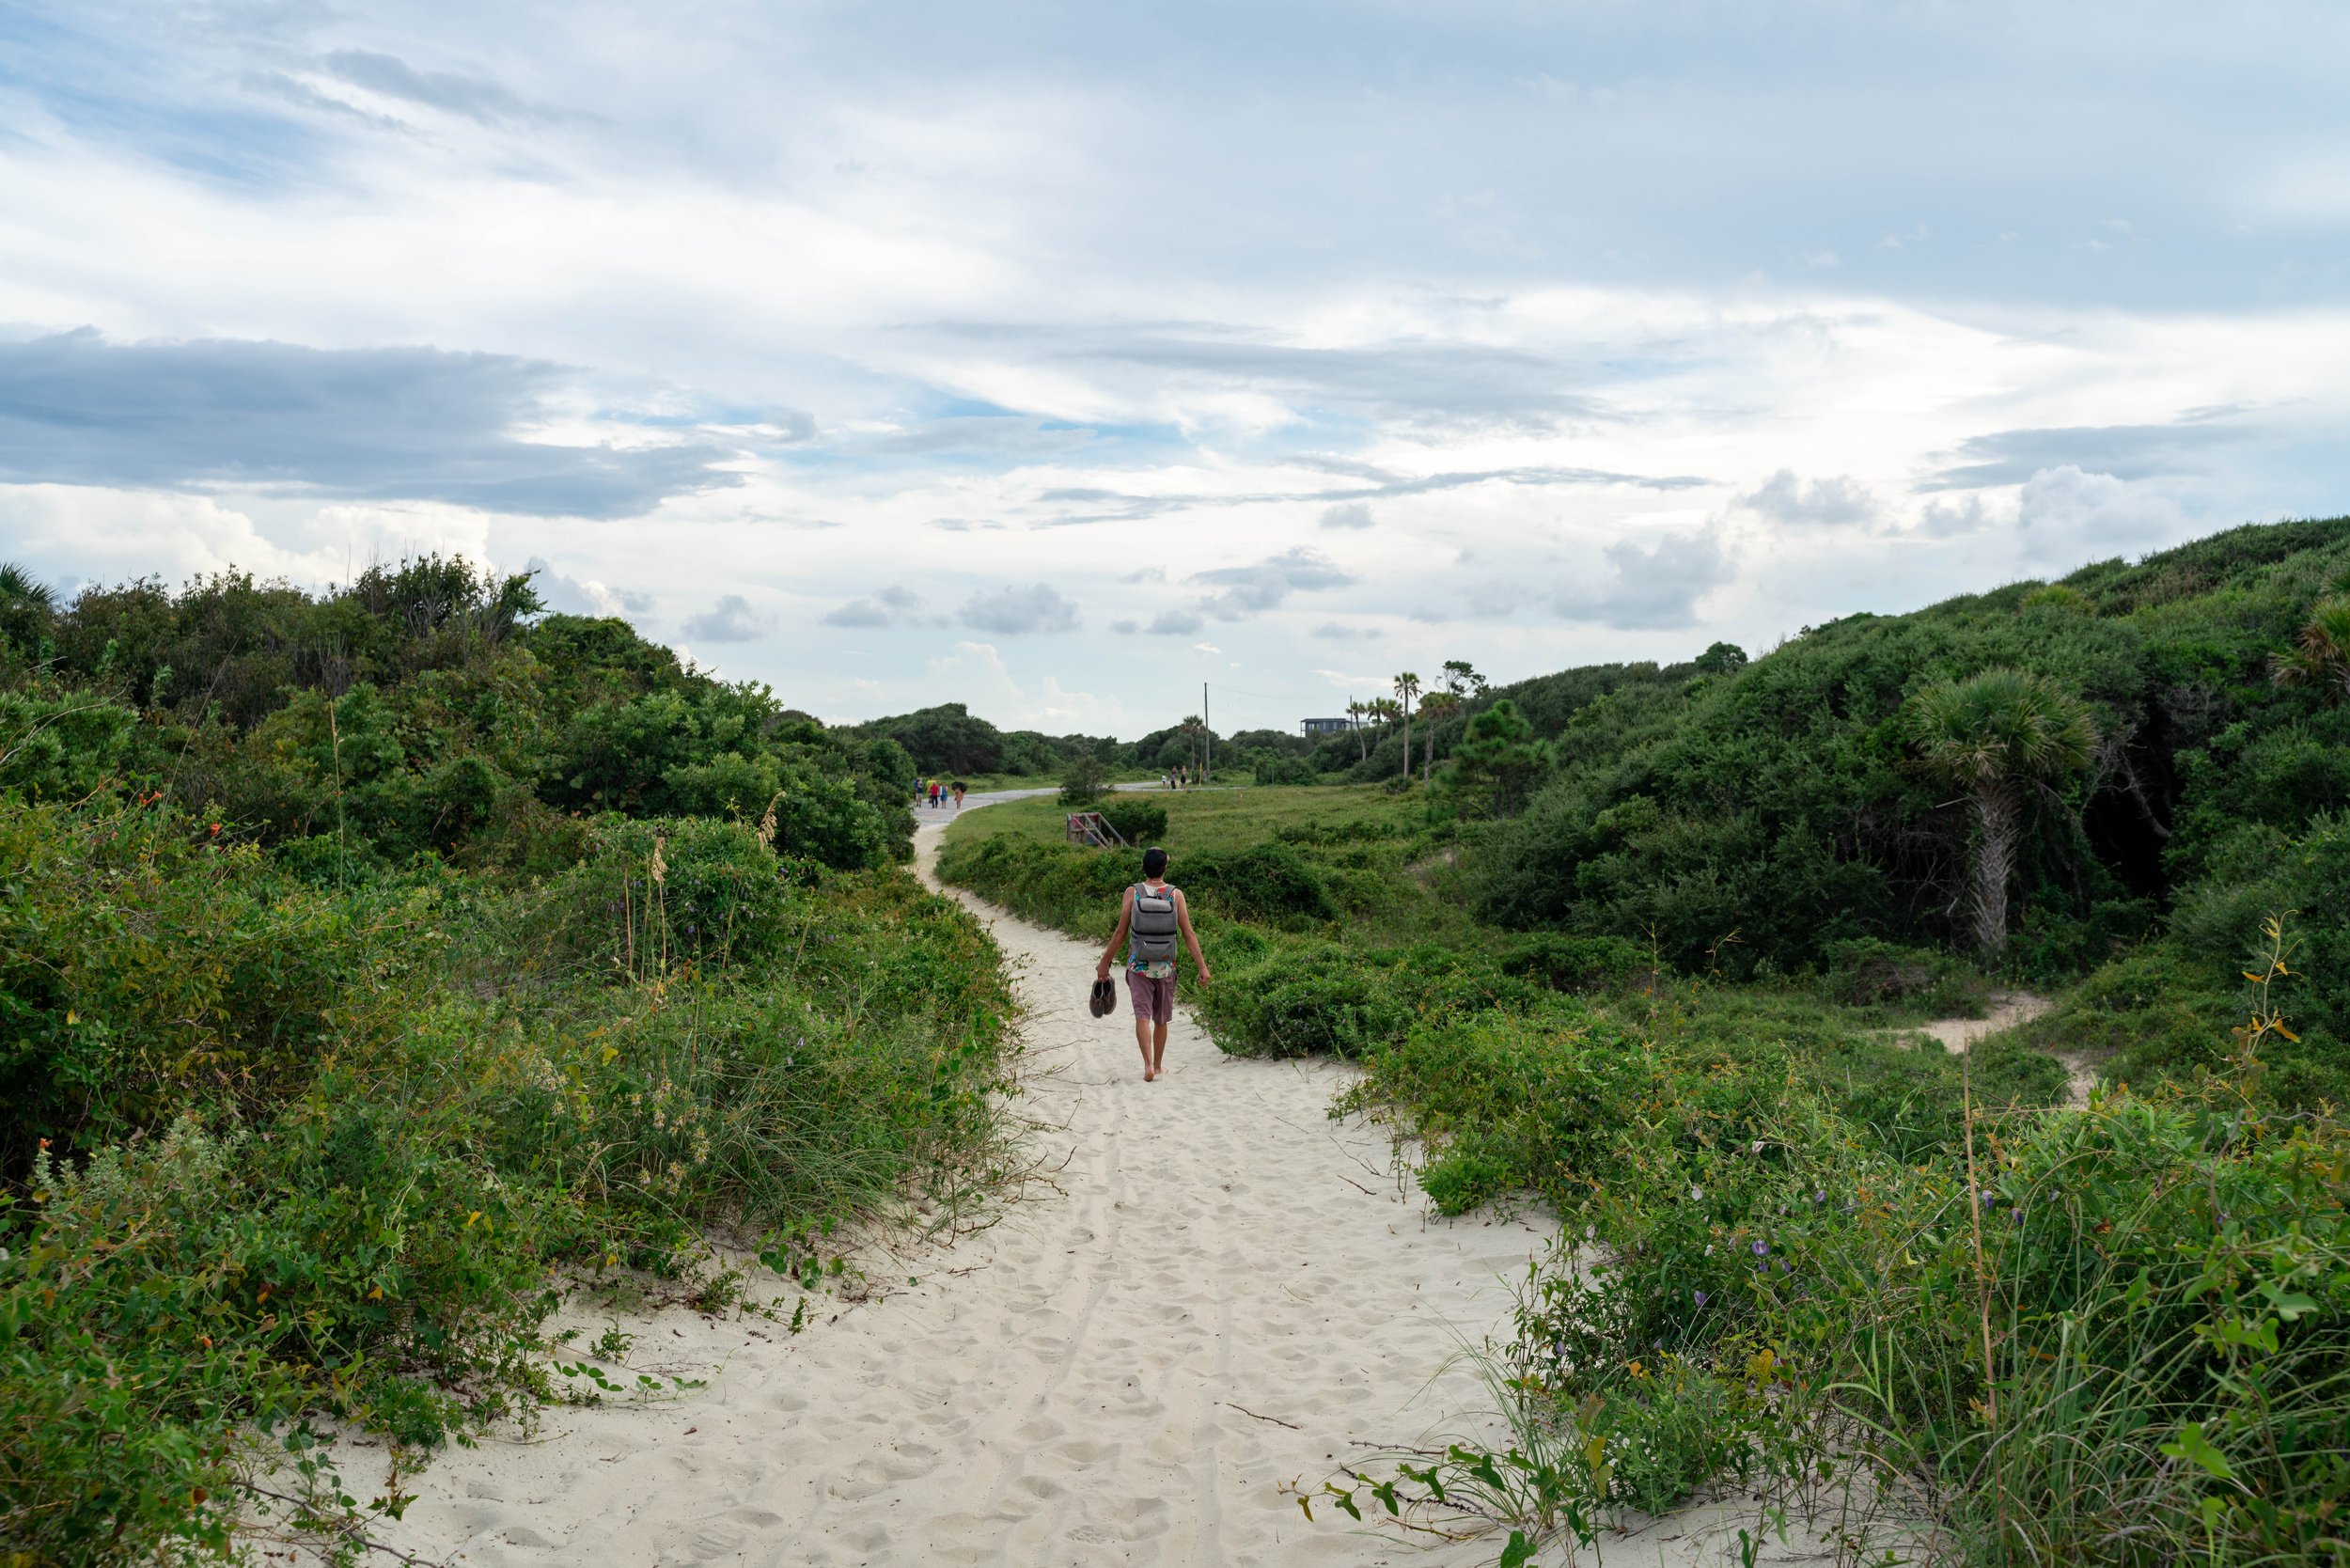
[1751,1239,1769,1257]
[1693,1290,1708,1306]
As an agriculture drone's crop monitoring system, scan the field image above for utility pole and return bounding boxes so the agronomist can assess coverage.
[1202,682,1211,783]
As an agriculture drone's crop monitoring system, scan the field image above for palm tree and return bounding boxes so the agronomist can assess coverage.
[1392,671,1421,782]
[1345,698,1369,760]
[1904,667,2098,958]
[2271,596,2350,703]
[1414,691,1460,784]
[0,562,58,657]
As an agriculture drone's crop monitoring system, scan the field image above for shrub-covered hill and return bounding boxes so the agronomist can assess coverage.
[0,559,1015,1565]
[1454,516,2350,1102]
[5,557,918,872]
[1469,519,2350,964]
[854,700,1118,780]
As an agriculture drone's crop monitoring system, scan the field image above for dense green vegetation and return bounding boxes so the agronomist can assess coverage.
[0,563,1014,1565]
[942,518,2350,1563]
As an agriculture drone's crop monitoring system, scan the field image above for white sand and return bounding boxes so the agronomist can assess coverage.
[1913,992,2051,1057]
[363,806,1561,1566]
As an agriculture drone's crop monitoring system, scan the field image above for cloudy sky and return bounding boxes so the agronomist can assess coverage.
[5,2,2349,735]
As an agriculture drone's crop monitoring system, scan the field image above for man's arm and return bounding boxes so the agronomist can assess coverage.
[1096,889,1133,980]
[1173,890,1211,983]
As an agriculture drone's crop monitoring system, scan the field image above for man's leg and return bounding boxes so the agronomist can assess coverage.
[1132,1010,1154,1078]
[1151,1018,1169,1075]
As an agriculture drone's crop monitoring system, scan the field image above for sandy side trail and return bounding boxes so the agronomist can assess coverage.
[367,802,1553,1567]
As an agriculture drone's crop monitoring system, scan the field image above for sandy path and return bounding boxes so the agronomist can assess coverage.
[1913,992,2051,1056]
[365,802,1553,1566]
[1908,991,2097,1105]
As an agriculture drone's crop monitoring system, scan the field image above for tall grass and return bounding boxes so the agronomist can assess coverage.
[1320,966,2349,1565]
[0,797,1017,1564]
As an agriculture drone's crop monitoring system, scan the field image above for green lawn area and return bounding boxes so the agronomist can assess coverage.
[946,782,1420,855]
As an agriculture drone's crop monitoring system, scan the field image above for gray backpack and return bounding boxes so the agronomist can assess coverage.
[1130,882,1179,964]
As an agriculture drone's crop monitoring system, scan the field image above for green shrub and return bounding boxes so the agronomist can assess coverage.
[1058,756,1107,806]
[541,814,800,975]
[1182,840,1336,924]
[1252,753,1318,786]
[1331,1042,2350,1564]
[1099,799,1167,843]
[2,805,1014,1566]
[2024,819,2350,1110]
[0,688,136,803]
[0,798,426,1176]
[1496,933,1653,994]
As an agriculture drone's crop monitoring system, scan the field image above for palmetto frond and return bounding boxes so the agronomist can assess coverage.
[2271,596,2350,700]
[1904,666,2098,791]
[0,561,57,612]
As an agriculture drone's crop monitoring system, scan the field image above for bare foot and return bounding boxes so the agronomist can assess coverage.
[1142,1068,1156,1082]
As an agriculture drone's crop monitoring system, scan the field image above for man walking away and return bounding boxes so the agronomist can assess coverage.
[1095,847,1210,1081]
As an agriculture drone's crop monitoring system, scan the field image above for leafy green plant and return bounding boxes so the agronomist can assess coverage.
[0,555,1024,1564]
[1058,755,1108,806]
[2268,594,2350,701]
[1903,666,2099,958]
[1099,798,1167,843]
[1251,752,1319,786]
[1442,698,1550,818]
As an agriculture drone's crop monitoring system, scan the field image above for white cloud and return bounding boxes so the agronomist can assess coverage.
[683,592,776,642]
[1912,494,1998,538]
[1188,547,1355,620]
[822,583,944,627]
[1555,525,1732,630]
[528,557,653,617]
[1741,469,1880,527]
[1320,501,1374,529]
[2015,466,2194,563]
[958,582,1081,635]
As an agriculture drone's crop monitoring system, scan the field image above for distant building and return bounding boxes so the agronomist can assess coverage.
[1301,716,1357,736]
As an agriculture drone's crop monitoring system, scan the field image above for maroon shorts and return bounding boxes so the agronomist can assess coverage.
[1126,969,1176,1024]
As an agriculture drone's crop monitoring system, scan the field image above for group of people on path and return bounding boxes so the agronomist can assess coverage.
[920,778,966,809]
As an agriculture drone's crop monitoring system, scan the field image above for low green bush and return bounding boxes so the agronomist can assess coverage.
[541,814,802,975]
[0,792,1014,1563]
[1182,840,1336,924]
[2023,816,2350,1111]
[1329,1033,2350,1563]
[1496,933,1654,994]
[1099,799,1167,844]
[1251,753,1319,786]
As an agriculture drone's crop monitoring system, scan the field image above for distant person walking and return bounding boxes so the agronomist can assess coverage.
[1096,847,1210,1081]
[951,780,967,808]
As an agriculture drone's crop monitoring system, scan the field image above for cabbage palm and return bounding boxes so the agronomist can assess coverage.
[0,561,57,656]
[2270,596,2350,702]
[1393,671,1421,781]
[1904,667,2098,958]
